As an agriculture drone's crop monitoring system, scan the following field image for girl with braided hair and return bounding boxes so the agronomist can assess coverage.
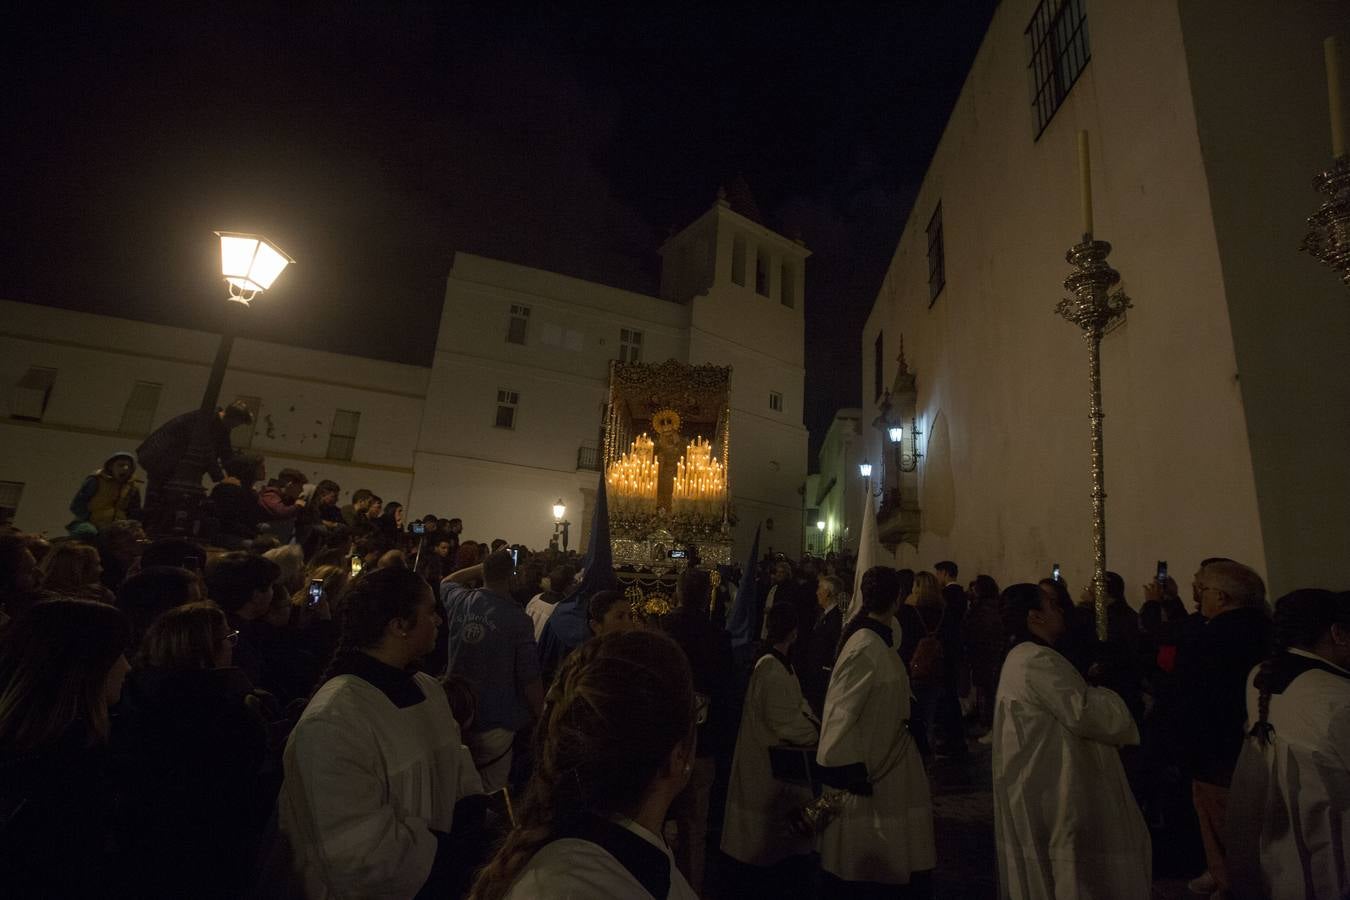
[275,566,483,899]
[1227,589,1350,900]
[469,629,699,900]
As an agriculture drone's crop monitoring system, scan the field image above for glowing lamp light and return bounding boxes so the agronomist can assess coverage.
[888,425,904,443]
[816,520,826,532]
[552,499,566,521]
[859,460,873,479]
[217,232,294,304]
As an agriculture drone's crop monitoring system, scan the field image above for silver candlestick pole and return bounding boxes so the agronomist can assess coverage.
[1056,237,1132,640]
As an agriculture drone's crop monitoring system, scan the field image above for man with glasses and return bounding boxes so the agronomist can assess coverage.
[1177,559,1272,899]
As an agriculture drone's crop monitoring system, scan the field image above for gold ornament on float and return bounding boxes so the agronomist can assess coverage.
[651,409,682,435]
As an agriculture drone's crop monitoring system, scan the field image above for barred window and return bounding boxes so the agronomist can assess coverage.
[495,389,519,429]
[506,304,530,344]
[118,381,162,436]
[12,366,57,421]
[620,328,643,364]
[231,396,262,450]
[1026,0,1090,138]
[927,203,946,304]
[327,409,361,461]
[769,391,783,412]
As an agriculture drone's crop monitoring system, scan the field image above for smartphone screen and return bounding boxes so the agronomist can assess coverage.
[1156,560,1168,584]
[1052,563,1062,583]
[307,578,324,608]
[349,555,363,577]
[509,548,519,571]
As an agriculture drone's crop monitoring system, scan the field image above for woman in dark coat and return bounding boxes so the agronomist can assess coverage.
[0,600,132,896]
[113,601,270,898]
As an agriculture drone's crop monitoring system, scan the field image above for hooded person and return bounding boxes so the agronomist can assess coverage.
[67,451,142,536]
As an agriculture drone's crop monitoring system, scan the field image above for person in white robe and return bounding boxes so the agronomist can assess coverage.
[277,569,484,900]
[1227,588,1350,900]
[992,581,1150,900]
[721,602,820,888]
[470,630,699,900]
[816,565,935,895]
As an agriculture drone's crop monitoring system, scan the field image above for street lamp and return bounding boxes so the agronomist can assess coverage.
[859,459,873,479]
[887,425,903,443]
[816,520,825,532]
[551,498,571,551]
[153,232,293,534]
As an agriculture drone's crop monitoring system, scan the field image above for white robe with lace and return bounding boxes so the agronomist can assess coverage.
[816,624,935,884]
[721,652,820,866]
[992,641,1150,900]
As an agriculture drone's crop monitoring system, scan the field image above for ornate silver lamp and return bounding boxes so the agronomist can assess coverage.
[1055,131,1131,640]
[1302,37,1349,287]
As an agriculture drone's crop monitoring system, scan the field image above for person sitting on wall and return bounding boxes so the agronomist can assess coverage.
[136,400,254,513]
[257,468,308,544]
[210,454,266,551]
[340,488,375,529]
[67,452,142,537]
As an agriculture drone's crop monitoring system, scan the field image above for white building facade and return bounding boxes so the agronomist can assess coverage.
[2,196,810,555]
[855,0,1350,597]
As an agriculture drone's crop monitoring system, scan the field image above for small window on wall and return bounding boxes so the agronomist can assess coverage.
[495,389,519,429]
[769,391,783,412]
[0,481,23,524]
[1026,0,1091,138]
[231,396,262,450]
[12,366,57,421]
[732,235,747,286]
[755,250,769,297]
[506,304,530,344]
[118,381,162,436]
[327,409,361,461]
[620,328,643,363]
[780,261,795,308]
[927,203,946,305]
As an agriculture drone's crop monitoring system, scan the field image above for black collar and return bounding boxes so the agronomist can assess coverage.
[329,652,425,709]
[561,816,670,899]
[840,615,893,650]
[766,647,794,675]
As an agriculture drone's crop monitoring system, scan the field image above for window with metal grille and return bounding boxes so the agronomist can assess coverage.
[732,235,747,286]
[620,328,643,363]
[506,304,530,344]
[927,203,946,304]
[495,389,519,429]
[0,481,23,523]
[1026,0,1090,139]
[874,332,884,401]
[12,366,57,421]
[327,409,361,461]
[118,381,162,436]
[231,396,262,450]
[769,391,783,412]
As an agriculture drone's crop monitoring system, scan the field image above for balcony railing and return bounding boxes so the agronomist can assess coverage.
[577,445,603,472]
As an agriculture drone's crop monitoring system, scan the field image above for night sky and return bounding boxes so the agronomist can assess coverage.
[1,2,996,460]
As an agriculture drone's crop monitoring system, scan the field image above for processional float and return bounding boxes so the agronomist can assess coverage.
[602,359,735,616]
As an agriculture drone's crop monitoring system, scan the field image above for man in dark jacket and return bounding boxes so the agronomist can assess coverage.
[1175,559,1272,898]
[137,401,254,512]
[935,560,970,757]
[659,567,734,896]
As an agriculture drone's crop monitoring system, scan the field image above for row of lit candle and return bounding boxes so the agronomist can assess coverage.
[608,434,659,503]
[673,437,725,517]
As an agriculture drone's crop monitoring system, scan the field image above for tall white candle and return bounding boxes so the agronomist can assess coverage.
[1327,36,1345,158]
[1077,129,1093,237]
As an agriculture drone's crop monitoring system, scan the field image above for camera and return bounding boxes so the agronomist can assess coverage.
[668,548,687,559]
[307,577,325,608]
[410,521,426,535]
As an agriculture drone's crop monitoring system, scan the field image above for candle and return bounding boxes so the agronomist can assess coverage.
[1077,129,1093,237]
[1327,36,1345,158]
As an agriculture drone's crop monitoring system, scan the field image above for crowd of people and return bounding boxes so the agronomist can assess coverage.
[0,422,1346,899]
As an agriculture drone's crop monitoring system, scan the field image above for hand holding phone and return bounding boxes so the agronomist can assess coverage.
[1156,560,1168,584]
[307,578,325,609]
[1052,563,1062,583]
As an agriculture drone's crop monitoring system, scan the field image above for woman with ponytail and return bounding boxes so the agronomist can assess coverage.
[275,567,483,899]
[1227,589,1350,900]
[469,629,699,900]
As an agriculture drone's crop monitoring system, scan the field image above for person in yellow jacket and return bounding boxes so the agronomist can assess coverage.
[68,452,142,536]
